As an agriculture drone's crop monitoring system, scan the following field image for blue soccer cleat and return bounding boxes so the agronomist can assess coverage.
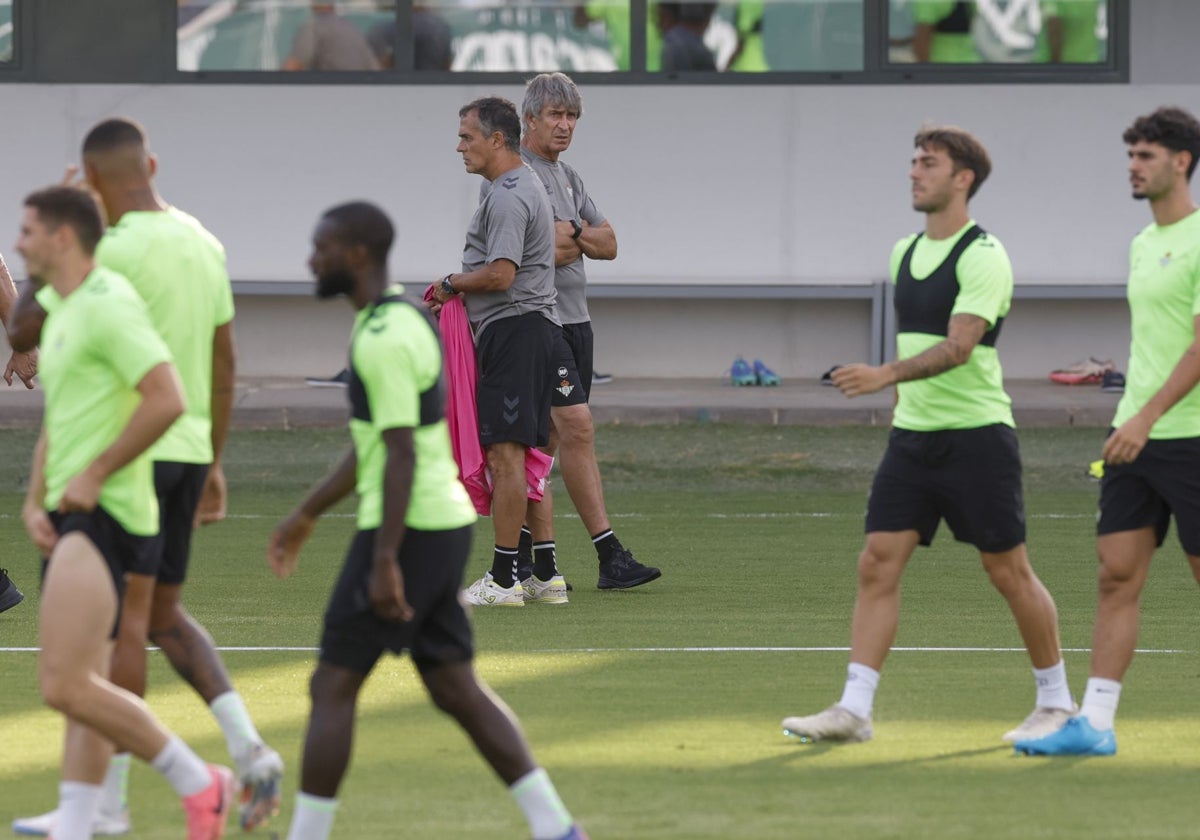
[730,357,756,386]
[753,359,781,386]
[1013,715,1117,756]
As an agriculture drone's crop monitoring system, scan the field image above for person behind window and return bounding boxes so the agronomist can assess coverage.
[912,1,979,63]
[367,5,452,70]
[1040,0,1101,63]
[657,2,717,71]
[282,2,380,72]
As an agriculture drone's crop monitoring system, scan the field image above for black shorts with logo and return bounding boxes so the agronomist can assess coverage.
[476,312,557,448]
[1097,435,1200,555]
[320,525,475,675]
[47,506,156,638]
[550,322,594,407]
[865,424,1026,553]
[135,461,209,584]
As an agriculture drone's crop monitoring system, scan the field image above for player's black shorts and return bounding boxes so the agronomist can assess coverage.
[135,461,209,585]
[320,525,475,675]
[865,424,1026,553]
[476,312,557,448]
[550,322,594,407]
[47,506,155,638]
[1097,435,1200,555]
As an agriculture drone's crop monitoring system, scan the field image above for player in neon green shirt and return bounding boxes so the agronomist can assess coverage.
[782,126,1074,747]
[268,202,585,840]
[912,0,978,63]
[1016,107,1200,757]
[16,184,234,840]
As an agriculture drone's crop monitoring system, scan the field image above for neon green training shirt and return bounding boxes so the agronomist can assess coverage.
[39,267,174,536]
[1112,209,1200,439]
[890,221,1015,432]
[348,287,475,532]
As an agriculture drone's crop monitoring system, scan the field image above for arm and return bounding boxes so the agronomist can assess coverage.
[912,23,934,61]
[369,427,417,622]
[0,256,37,388]
[268,447,357,579]
[831,313,988,397]
[1103,315,1200,465]
[22,428,57,555]
[430,258,517,303]
[8,280,47,353]
[195,321,236,526]
[1046,15,1064,63]
[58,361,186,513]
[576,220,617,261]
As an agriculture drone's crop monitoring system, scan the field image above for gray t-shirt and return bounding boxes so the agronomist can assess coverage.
[287,13,380,71]
[519,147,606,325]
[462,163,560,337]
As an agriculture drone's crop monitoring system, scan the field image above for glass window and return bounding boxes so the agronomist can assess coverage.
[437,1,619,72]
[887,0,1109,65]
[0,0,14,63]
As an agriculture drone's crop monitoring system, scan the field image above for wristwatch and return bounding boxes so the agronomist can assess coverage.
[440,274,455,296]
[569,219,583,240]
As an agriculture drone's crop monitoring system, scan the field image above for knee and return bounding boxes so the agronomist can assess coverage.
[856,546,901,590]
[485,443,524,479]
[39,666,88,715]
[308,665,359,711]
[554,407,595,449]
[1096,554,1140,597]
[423,666,479,719]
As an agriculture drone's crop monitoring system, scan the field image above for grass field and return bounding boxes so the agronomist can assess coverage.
[2,424,1199,839]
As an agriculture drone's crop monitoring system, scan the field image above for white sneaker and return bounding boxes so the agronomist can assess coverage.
[463,573,525,607]
[1003,705,1078,743]
[782,704,873,743]
[521,574,568,604]
[236,742,284,830]
[12,807,131,836]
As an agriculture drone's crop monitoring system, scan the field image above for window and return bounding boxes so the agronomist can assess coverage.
[0,0,15,63]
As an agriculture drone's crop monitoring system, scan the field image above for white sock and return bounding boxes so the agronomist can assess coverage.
[1079,677,1122,731]
[510,768,573,840]
[1033,661,1073,711]
[838,662,880,720]
[55,781,102,840]
[150,735,211,797]
[286,792,339,840]
[100,753,131,815]
[210,691,265,764]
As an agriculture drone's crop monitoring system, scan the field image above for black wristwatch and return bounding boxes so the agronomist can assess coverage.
[569,219,583,240]
[440,274,455,295]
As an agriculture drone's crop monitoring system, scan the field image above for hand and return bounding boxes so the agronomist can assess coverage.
[369,554,413,623]
[194,462,227,526]
[23,504,57,555]
[61,164,82,186]
[429,275,457,305]
[58,467,102,513]
[268,510,316,579]
[831,363,893,398]
[4,349,37,388]
[1102,414,1153,465]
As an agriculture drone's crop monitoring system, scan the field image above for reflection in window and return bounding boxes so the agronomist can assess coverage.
[888,0,1108,65]
[437,1,617,72]
[178,1,394,72]
[0,0,13,63]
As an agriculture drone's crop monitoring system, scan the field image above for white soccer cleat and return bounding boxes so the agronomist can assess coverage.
[463,573,525,607]
[12,807,131,837]
[520,574,569,605]
[782,704,873,743]
[236,742,284,830]
[1002,705,1078,743]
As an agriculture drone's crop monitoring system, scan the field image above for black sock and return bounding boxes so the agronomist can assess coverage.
[532,542,558,580]
[518,526,533,559]
[592,530,619,564]
[491,545,519,588]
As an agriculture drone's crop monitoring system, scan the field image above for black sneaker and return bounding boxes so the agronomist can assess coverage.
[0,569,24,614]
[598,547,661,590]
[305,368,350,388]
[1100,370,1125,393]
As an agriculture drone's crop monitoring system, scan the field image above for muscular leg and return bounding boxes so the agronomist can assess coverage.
[1090,529,1156,681]
[848,531,920,671]
[981,544,1062,669]
[487,441,529,549]
[148,582,233,703]
[549,403,609,536]
[298,662,366,797]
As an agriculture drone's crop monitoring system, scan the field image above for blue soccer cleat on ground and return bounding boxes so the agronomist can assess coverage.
[1013,716,1116,756]
[753,359,781,386]
[730,357,756,386]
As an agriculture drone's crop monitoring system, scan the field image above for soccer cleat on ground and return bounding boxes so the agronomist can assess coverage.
[304,368,350,388]
[463,573,525,606]
[0,568,24,614]
[552,825,590,840]
[1014,716,1117,756]
[730,357,756,387]
[1002,705,1078,743]
[236,743,284,831]
[1100,370,1126,393]
[12,808,131,837]
[182,764,235,840]
[782,704,874,743]
[521,574,569,604]
[753,359,781,386]
[597,547,661,590]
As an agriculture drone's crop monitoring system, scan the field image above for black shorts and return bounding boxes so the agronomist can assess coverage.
[47,507,155,638]
[138,461,209,584]
[865,424,1026,553]
[1097,435,1200,555]
[320,525,475,675]
[476,312,557,448]
[551,322,594,407]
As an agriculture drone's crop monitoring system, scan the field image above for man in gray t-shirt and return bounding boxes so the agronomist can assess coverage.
[515,72,662,594]
[430,96,563,608]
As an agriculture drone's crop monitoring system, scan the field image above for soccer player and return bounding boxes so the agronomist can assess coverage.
[270,201,587,840]
[16,184,233,840]
[781,126,1075,744]
[11,118,282,836]
[517,72,661,595]
[1016,107,1200,757]
[430,96,562,607]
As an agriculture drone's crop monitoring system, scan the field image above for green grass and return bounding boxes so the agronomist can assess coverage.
[2,425,1198,838]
